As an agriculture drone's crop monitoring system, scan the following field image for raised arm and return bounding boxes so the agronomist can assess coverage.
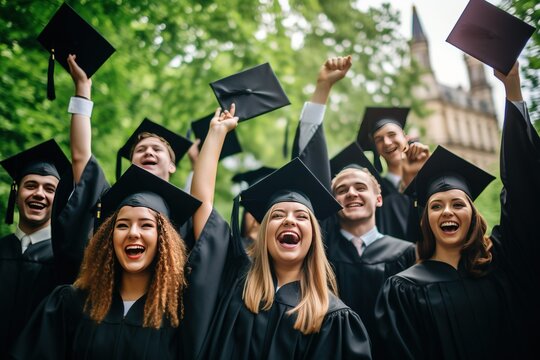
[67,54,92,184]
[292,56,352,189]
[191,105,238,239]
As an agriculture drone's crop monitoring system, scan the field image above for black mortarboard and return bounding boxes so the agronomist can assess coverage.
[231,166,276,187]
[37,2,116,100]
[116,118,193,180]
[209,63,291,122]
[190,113,242,160]
[240,158,341,223]
[330,141,383,185]
[356,107,410,172]
[446,0,536,75]
[100,165,201,227]
[404,146,495,208]
[1,139,71,224]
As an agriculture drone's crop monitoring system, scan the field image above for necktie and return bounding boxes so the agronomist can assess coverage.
[352,236,364,257]
[21,235,31,253]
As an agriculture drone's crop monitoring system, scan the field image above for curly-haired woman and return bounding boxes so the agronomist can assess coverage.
[11,165,201,359]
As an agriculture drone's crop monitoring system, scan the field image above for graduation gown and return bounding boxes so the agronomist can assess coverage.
[10,285,178,359]
[0,234,57,359]
[377,178,416,242]
[192,210,372,360]
[51,155,109,283]
[374,100,540,359]
[322,216,415,357]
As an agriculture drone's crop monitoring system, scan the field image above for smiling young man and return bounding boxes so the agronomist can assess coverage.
[0,139,70,358]
[292,57,416,358]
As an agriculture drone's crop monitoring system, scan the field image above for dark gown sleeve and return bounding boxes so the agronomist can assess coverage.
[373,277,427,360]
[51,156,110,284]
[180,209,233,359]
[10,285,81,360]
[307,302,372,359]
[291,113,332,191]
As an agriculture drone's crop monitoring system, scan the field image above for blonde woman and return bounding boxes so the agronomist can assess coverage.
[189,105,372,359]
[11,166,201,359]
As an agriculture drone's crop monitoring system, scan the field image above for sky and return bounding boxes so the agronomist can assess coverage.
[357,0,508,124]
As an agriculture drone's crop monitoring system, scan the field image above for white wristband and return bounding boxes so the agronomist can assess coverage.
[68,96,94,117]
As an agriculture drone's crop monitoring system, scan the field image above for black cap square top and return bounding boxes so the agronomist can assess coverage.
[446,0,536,75]
[209,63,291,122]
[403,146,495,208]
[100,165,201,228]
[38,2,116,78]
[232,166,277,187]
[191,113,242,160]
[330,141,383,185]
[240,158,341,223]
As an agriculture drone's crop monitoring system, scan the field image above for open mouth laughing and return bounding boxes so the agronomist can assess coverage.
[125,244,146,259]
[27,201,47,211]
[277,231,300,249]
[440,221,459,234]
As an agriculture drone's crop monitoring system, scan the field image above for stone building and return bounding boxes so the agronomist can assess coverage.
[409,6,499,170]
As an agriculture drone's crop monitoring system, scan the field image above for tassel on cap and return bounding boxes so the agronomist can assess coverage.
[230,195,245,258]
[5,181,17,224]
[116,152,122,181]
[47,49,56,101]
[282,117,290,159]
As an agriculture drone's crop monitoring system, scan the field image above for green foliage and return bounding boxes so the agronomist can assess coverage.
[501,0,540,131]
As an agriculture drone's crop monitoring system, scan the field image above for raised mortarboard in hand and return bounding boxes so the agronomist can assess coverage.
[99,165,201,228]
[330,141,383,185]
[37,2,116,100]
[1,139,71,224]
[446,0,536,75]
[209,63,291,122]
[190,113,242,160]
[116,118,193,180]
[356,107,410,172]
[403,146,495,208]
[240,158,341,223]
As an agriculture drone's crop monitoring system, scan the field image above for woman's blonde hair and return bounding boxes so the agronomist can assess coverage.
[74,209,188,328]
[242,204,337,334]
[419,194,493,277]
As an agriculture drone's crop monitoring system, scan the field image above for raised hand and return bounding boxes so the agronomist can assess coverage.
[67,54,91,99]
[400,141,430,191]
[311,55,352,104]
[494,62,522,102]
[210,103,239,133]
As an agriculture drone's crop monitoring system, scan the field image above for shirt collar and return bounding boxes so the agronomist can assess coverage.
[15,225,52,245]
[385,172,402,189]
[340,226,383,248]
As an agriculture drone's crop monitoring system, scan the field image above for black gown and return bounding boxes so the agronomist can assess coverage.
[374,100,540,359]
[51,155,110,284]
[0,234,57,359]
[191,210,372,360]
[11,209,231,360]
[377,177,416,242]
[322,216,415,358]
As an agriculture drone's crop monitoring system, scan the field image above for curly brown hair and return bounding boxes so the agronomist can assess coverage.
[74,210,188,328]
[418,195,493,277]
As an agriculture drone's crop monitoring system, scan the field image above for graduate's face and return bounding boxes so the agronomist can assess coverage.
[333,170,382,222]
[131,137,176,181]
[266,202,313,268]
[373,123,407,166]
[113,206,158,275]
[16,174,59,231]
[427,189,473,250]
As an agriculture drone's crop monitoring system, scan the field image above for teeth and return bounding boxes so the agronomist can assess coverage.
[441,222,458,227]
[28,202,46,209]
[347,202,363,208]
[278,231,300,244]
[126,245,145,250]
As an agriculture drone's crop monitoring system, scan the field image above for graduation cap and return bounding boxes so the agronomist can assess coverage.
[231,166,276,187]
[190,113,242,160]
[37,2,116,100]
[330,141,383,185]
[209,63,291,122]
[403,146,495,208]
[356,107,410,172]
[0,139,71,224]
[446,0,536,75]
[99,165,201,227]
[240,158,341,223]
[116,118,193,180]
